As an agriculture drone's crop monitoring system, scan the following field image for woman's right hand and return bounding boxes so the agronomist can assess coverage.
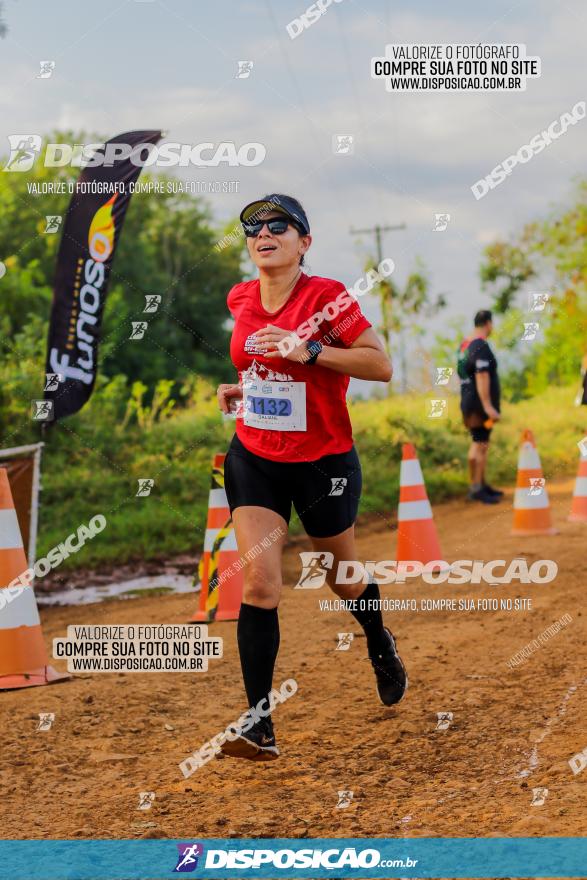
[217,383,243,414]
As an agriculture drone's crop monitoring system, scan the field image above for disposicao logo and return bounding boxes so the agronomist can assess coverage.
[174,843,204,872]
[3,137,266,169]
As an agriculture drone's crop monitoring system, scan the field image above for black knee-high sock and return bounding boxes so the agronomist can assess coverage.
[237,603,280,718]
[349,580,387,656]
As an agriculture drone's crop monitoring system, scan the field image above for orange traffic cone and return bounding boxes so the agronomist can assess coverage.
[511,430,557,536]
[0,468,69,690]
[569,439,587,522]
[396,443,445,565]
[190,453,243,623]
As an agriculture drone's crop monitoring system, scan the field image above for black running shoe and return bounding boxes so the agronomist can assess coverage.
[468,487,499,505]
[370,628,408,706]
[220,716,280,762]
[483,483,504,497]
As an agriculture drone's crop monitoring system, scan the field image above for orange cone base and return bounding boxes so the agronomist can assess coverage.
[189,609,210,622]
[190,609,239,623]
[568,496,587,522]
[511,526,558,536]
[396,520,445,566]
[0,664,70,691]
[190,555,243,624]
[511,506,557,536]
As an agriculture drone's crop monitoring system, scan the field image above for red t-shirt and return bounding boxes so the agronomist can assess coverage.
[227,273,372,462]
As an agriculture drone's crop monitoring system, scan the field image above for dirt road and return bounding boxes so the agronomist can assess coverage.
[2,481,585,845]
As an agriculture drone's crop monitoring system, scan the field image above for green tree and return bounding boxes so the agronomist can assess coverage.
[478,178,587,398]
[479,241,535,313]
[0,131,245,393]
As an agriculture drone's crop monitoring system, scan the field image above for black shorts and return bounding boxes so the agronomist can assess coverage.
[224,434,362,538]
[470,426,492,443]
[462,407,493,444]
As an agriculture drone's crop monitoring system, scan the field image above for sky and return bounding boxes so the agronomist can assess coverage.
[1,0,586,381]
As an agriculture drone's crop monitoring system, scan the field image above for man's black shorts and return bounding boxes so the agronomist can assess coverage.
[470,426,492,443]
[462,408,493,444]
[224,433,362,538]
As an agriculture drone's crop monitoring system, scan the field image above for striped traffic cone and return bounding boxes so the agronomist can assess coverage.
[189,453,243,623]
[511,430,557,536]
[0,468,69,690]
[568,439,587,522]
[396,443,445,565]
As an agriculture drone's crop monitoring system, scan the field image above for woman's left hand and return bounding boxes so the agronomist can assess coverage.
[254,324,308,363]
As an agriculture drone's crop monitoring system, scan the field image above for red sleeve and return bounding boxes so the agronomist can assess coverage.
[226,284,241,319]
[318,281,372,347]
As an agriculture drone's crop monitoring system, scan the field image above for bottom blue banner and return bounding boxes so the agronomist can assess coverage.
[0,837,585,879]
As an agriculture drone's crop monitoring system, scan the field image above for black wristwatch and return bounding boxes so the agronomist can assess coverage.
[305,340,323,365]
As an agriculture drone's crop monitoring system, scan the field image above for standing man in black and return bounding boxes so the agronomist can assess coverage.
[458,310,503,505]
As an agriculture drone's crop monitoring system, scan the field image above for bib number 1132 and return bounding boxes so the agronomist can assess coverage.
[247,396,292,416]
[242,381,306,431]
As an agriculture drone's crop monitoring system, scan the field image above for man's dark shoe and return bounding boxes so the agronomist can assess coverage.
[220,716,279,761]
[370,628,408,706]
[468,487,499,504]
[483,483,504,497]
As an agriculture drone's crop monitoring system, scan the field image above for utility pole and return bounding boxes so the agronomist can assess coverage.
[350,223,406,392]
[350,223,405,266]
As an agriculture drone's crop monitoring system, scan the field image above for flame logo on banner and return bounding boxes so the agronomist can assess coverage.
[88,194,117,263]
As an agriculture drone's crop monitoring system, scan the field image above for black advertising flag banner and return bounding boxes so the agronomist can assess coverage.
[44,129,163,421]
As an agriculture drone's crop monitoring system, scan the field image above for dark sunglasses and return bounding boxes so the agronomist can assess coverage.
[242,217,303,237]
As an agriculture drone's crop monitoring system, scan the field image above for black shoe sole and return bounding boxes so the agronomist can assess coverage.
[220,735,280,761]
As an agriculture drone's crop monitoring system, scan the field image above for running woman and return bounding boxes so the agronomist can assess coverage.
[216,194,407,761]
